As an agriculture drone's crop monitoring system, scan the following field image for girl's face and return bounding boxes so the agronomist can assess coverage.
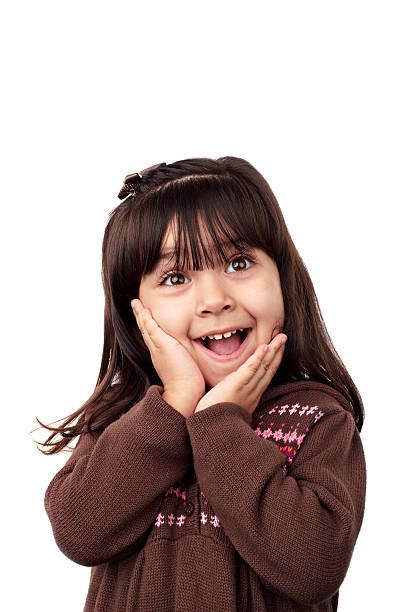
[138,223,285,389]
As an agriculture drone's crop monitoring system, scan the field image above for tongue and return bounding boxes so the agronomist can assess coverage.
[207,334,243,355]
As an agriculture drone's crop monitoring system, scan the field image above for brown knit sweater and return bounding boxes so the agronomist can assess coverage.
[44,380,366,611]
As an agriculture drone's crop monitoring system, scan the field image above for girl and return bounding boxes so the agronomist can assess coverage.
[38,156,366,612]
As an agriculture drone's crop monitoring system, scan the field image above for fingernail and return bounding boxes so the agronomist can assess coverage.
[281,336,287,345]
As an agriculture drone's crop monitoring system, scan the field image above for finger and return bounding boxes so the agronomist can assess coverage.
[249,334,284,371]
[130,299,144,331]
[139,308,162,349]
[131,298,144,325]
[131,300,156,350]
[250,343,286,410]
[131,299,146,331]
[262,336,287,371]
[250,335,287,387]
[233,336,287,412]
[235,343,271,386]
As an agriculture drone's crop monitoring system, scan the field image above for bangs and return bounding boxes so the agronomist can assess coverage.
[137,172,273,276]
[158,213,253,274]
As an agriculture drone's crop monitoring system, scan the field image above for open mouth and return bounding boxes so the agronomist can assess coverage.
[193,328,253,361]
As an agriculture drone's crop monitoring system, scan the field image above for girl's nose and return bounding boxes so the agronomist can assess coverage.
[194,275,235,314]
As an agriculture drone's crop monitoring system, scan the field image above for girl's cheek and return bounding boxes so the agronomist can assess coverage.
[152,311,184,340]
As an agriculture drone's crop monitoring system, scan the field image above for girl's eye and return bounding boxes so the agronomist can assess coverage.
[227,254,255,274]
[158,254,255,287]
[159,271,189,287]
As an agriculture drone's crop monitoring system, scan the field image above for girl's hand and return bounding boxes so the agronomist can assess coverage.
[131,298,206,415]
[194,334,287,416]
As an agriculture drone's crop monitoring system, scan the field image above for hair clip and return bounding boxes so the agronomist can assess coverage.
[117,162,166,200]
[117,172,142,200]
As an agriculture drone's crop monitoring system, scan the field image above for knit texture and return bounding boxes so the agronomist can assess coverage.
[44,380,366,611]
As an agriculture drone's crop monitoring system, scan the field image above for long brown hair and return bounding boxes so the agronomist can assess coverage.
[33,156,365,455]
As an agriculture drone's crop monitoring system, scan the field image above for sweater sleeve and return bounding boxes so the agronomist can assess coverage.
[185,399,366,606]
[44,384,192,567]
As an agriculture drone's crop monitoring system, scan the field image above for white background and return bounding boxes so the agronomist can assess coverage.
[2,1,406,610]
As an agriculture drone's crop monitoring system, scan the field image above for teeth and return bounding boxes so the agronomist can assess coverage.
[200,328,245,341]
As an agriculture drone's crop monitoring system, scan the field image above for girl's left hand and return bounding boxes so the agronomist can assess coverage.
[194,334,287,416]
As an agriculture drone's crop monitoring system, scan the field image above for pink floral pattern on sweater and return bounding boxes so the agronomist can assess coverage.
[254,401,325,475]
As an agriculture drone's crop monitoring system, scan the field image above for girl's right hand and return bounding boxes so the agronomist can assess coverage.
[131,298,206,417]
